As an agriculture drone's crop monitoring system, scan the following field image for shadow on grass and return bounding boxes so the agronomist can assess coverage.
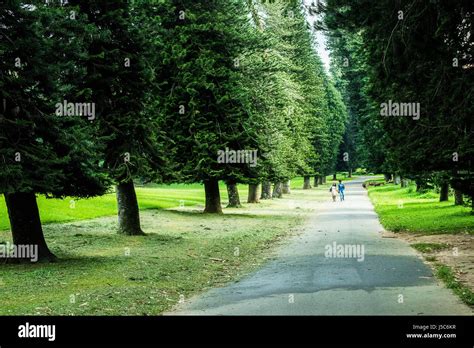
[163,208,270,220]
[141,233,183,242]
[0,254,109,268]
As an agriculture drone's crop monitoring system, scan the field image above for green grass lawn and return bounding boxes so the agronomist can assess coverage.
[0,208,302,315]
[367,183,473,235]
[0,178,331,315]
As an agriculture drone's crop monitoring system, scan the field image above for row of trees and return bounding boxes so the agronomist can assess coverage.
[323,0,473,207]
[0,0,346,261]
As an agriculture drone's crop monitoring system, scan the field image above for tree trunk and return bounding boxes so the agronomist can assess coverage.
[332,173,337,180]
[226,182,241,207]
[272,182,283,198]
[394,175,401,185]
[454,190,464,206]
[247,183,260,203]
[439,182,449,202]
[116,180,145,235]
[401,178,409,188]
[282,180,291,194]
[348,168,352,178]
[322,176,327,184]
[313,176,319,187]
[384,173,391,182]
[204,179,223,213]
[261,181,272,199]
[4,192,56,262]
[318,176,323,185]
[303,176,311,189]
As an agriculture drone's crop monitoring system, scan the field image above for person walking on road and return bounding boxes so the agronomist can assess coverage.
[330,183,338,202]
[338,180,345,201]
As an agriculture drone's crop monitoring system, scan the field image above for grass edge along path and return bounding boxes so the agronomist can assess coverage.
[434,263,474,307]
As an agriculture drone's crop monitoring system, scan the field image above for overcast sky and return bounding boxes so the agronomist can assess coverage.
[315,28,331,72]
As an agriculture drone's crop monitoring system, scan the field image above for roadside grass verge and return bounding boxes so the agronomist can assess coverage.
[434,264,474,306]
[410,242,473,307]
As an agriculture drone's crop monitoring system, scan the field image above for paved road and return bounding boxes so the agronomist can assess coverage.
[170,177,472,315]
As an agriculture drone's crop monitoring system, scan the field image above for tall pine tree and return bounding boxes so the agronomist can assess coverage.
[0,1,109,261]
[69,0,170,234]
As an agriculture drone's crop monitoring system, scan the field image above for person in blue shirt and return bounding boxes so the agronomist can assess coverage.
[338,180,345,201]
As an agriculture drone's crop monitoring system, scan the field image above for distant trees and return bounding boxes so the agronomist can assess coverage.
[251,0,347,192]
[249,0,314,193]
[317,76,347,180]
